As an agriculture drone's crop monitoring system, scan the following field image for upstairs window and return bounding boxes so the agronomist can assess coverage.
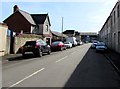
[117,5,120,18]
[114,11,116,24]
[45,25,48,32]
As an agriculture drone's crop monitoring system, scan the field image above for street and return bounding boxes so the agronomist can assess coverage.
[2,43,120,88]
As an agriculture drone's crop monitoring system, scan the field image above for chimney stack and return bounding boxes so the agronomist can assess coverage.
[13,5,19,13]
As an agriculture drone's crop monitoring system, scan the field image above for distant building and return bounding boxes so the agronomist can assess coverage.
[63,30,82,43]
[52,31,67,42]
[80,32,98,42]
[63,30,98,42]
[63,30,76,37]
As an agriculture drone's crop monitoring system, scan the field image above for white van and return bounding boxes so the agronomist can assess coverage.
[66,37,77,47]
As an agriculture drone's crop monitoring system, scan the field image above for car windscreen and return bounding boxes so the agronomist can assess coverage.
[38,40,47,45]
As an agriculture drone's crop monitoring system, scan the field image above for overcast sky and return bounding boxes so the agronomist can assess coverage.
[1,0,118,33]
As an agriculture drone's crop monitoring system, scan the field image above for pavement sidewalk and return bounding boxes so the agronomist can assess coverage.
[2,54,22,64]
[104,49,120,73]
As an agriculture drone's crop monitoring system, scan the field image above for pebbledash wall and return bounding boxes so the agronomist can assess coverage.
[0,23,8,56]
[14,34,42,54]
[99,1,120,53]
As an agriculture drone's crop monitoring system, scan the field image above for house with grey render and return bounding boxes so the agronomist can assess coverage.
[31,14,52,45]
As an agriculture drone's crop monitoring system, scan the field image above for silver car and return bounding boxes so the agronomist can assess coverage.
[64,42,72,48]
[91,41,99,49]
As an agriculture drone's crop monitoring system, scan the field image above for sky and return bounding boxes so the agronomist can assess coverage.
[0,0,118,33]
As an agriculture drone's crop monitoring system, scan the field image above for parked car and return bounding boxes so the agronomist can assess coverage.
[21,39,51,57]
[96,42,107,52]
[64,42,72,48]
[91,41,99,49]
[50,41,66,51]
[77,41,83,45]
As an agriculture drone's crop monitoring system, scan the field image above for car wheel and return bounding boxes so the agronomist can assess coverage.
[65,47,67,50]
[60,47,63,51]
[47,49,51,55]
[37,48,42,57]
[22,52,25,57]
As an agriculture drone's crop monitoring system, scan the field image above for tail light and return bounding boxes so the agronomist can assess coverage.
[58,43,62,47]
[35,43,40,48]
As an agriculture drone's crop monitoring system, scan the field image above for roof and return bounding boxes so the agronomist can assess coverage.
[63,30,75,34]
[0,23,7,27]
[80,32,98,36]
[31,14,51,26]
[3,10,36,25]
[52,31,68,37]
[19,10,36,25]
[75,31,80,36]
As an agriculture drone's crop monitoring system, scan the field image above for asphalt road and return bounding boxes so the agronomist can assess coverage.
[2,43,120,88]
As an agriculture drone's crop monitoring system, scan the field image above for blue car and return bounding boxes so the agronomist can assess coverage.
[96,42,107,52]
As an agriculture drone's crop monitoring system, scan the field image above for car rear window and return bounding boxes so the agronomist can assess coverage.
[52,41,61,45]
[64,42,69,44]
[37,39,47,45]
[24,41,36,46]
[97,43,105,46]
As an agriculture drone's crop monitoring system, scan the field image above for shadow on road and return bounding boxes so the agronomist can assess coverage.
[6,53,48,61]
[63,48,120,88]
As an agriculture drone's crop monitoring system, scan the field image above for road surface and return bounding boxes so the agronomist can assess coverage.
[2,43,120,88]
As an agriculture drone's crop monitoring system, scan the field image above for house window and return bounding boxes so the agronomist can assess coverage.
[117,5,120,18]
[111,16,113,26]
[46,25,48,32]
[114,11,116,24]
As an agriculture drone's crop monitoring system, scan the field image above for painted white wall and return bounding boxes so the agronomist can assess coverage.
[0,24,7,56]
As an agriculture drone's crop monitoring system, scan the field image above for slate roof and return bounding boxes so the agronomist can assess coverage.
[3,10,36,25]
[31,14,51,26]
[63,30,75,34]
[80,32,98,36]
[52,31,68,37]
[19,10,36,25]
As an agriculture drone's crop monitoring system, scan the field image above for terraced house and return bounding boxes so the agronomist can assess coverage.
[99,0,120,53]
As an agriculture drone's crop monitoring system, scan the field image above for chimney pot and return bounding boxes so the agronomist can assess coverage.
[13,5,19,13]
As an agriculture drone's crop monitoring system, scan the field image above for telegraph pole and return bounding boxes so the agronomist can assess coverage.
[62,17,64,41]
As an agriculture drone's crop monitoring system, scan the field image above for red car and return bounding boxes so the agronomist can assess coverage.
[50,41,66,51]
